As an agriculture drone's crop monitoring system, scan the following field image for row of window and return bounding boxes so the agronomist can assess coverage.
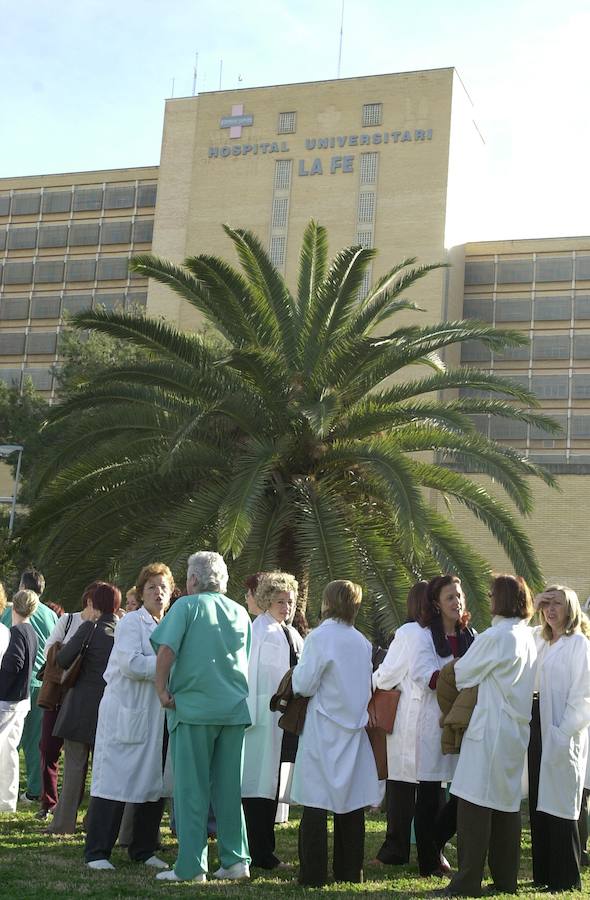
[0,367,55,390]
[470,413,590,441]
[0,256,139,285]
[460,372,590,401]
[465,256,590,286]
[275,104,384,135]
[462,335,590,362]
[0,219,153,252]
[463,294,590,322]
[0,290,147,321]
[0,184,157,217]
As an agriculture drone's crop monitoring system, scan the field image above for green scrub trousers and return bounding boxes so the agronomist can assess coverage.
[20,684,42,797]
[171,722,250,879]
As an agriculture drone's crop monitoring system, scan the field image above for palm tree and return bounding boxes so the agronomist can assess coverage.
[25,222,557,628]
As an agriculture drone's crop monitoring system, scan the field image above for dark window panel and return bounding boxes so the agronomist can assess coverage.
[573,335,590,359]
[101,221,132,244]
[499,373,530,389]
[65,259,96,282]
[132,219,154,243]
[531,375,568,400]
[497,260,533,284]
[127,291,147,308]
[94,292,126,311]
[489,417,528,440]
[463,298,493,321]
[461,341,492,363]
[137,184,157,207]
[574,295,590,319]
[69,222,100,246]
[22,367,53,390]
[62,294,93,314]
[38,224,68,248]
[0,228,6,250]
[532,335,570,360]
[30,295,61,318]
[572,375,590,399]
[3,261,34,284]
[535,257,573,283]
[0,332,26,354]
[494,344,530,361]
[0,297,29,320]
[469,414,489,436]
[534,296,572,321]
[11,193,41,215]
[495,299,532,322]
[73,187,103,211]
[104,185,136,209]
[464,261,494,285]
[571,416,590,438]
[458,387,491,399]
[0,195,11,216]
[27,332,58,354]
[529,414,567,440]
[575,256,590,281]
[42,191,72,214]
[7,227,37,250]
[0,368,22,387]
[96,257,129,280]
[35,260,65,284]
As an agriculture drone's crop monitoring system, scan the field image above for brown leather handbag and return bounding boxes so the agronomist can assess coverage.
[270,667,309,736]
[367,687,401,734]
[37,614,75,710]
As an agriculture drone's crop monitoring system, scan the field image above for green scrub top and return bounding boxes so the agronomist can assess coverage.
[150,592,252,731]
[1,601,58,687]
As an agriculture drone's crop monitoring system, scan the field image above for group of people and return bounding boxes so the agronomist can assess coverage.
[0,555,589,896]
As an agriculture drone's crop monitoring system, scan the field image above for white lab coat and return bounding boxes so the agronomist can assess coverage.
[450,616,537,813]
[535,629,590,819]
[0,623,9,665]
[291,618,382,814]
[90,607,172,803]
[44,611,83,656]
[372,622,424,783]
[241,612,303,800]
[410,625,457,782]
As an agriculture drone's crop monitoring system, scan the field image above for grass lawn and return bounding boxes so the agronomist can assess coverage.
[1,789,588,900]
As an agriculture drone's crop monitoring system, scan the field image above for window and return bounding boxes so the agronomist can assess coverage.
[362,103,382,126]
[7,227,37,250]
[137,184,157,207]
[35,261,65,284]
[495,299,531,322]
[274,160,292,191]
[575,256,590,281]
[132,219,153,244]
[463,298,493,321]
[73,187,103,212]
[3,261,34,284]
[571,416,590,439]
[0,298,29,320]
[534,295,572,321]
[489,418,528,440]
[360,152,378,185]
[269,236,285,268]
[104,185,136,209]
[38,224,68,248]
[531,375,568,400]
[0,369,22,387]
[573,335,590,359]
[464,261,495,285]
[358,268,372,299]
[0,228,5,250]
[69,223,100,246]
[493,343,530,361]
[469,415,489,435]
[62,294,93,314]
[27,332,58,355]
[96,257,129,280]
[535,257,573,283]
[102,221,132,244]
[127,290,148,308]
[501,374,530,390]
[65,259,96,282]
[356,231,373,248]
[572,375,590,399]
[31,295,61,319]
[278,112,296,134]
[357,192,375,224]
[461,341,492,363]
[532,335,570,359]
[42,191,72,214]
[11,193,41,215]
[0,195,10,216]
[23,368,53,390]
[0,333,26,354]
[529,414,567,440]
[497,259,533,284]
[94,292,125,311]
[271,197,288,229]
[574,295,590,319]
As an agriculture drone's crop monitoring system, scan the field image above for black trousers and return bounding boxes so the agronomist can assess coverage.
[298,806,364,886]
[414,781,457,874]
[84,796,165,863]
[376,780,416,864]
[528,697,581,891]
[448,798,521,897]
[242,796,280,869]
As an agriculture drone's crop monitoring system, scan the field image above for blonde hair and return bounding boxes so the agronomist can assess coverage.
[255,572,298,612]
[12,589,39,619]
[0,581,7,617]
[322,580,362,625]
[135,563,174,605]
[539,584,590,641]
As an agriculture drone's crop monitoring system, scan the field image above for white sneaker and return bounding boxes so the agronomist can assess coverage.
[19,792,35,805]
[87,859,115,870]
[144,855,169,869]
[155,870,206,882]
[213,862,250,880]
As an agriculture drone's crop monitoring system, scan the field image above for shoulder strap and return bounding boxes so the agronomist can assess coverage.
[64,613,73,637]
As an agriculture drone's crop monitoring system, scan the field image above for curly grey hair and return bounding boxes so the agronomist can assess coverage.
[255,571,298,612]
[187,551,228,594]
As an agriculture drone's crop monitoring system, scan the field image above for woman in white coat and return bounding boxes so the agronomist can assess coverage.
[241,571,303,869]
[528,585,590,892]
[410,574,476,876]
[291,580,381,887]
[445,575,537,896]
[83,562,175,871]
[372,581,428,866]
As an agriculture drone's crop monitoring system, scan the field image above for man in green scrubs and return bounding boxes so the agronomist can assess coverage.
[151,551,252,883]
[0,568,57,802]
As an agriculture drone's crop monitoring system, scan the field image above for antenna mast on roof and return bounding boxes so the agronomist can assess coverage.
[219,59,223,90]
[171,77,175,97]
[192,52,199,96]
[337,0,345,78]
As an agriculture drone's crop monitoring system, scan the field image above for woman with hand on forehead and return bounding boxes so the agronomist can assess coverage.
[83,563,175,871]
[528,585,590,892]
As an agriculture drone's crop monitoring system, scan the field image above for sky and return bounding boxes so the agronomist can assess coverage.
[2,0,589,242]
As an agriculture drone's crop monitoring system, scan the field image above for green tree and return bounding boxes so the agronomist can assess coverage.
[24,222,558,625]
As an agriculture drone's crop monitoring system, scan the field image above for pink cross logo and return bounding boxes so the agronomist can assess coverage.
[220,104,254,138]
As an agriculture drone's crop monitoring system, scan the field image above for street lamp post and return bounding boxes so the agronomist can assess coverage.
[0,444,24,536]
